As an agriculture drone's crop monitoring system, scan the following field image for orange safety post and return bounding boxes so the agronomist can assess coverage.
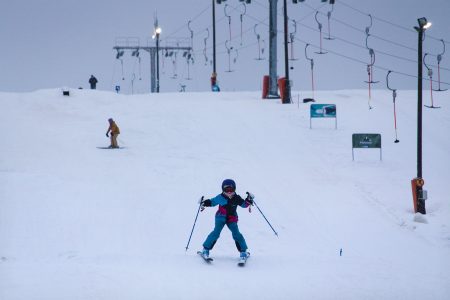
[278,77,286,103]
[411,177,425,213]
[262,75,269,99]
[411,179,418,213]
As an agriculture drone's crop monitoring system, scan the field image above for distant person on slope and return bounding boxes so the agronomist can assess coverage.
[105,118,120,148]
[89,75,98,89]
[199,179,254,260]
[211,72,220,92]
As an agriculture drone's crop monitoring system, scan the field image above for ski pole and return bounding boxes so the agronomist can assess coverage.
[247,193,278,237]
[118,137,126,145]
[185,197,203,251]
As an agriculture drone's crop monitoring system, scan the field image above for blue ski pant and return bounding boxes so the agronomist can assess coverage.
[203,216,248,252]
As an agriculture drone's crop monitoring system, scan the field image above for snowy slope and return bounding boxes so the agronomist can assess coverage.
[0,88,449,300]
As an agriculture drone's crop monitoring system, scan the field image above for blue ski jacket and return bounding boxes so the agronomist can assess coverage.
[203,193,252,223]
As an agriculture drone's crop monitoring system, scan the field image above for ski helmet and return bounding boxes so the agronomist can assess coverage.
[222,179,236,191]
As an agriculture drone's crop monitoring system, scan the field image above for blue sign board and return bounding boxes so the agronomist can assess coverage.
[310,104,337,129]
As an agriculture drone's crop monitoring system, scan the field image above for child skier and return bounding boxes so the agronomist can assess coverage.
[200,179,254,260]
[105,118,120,148]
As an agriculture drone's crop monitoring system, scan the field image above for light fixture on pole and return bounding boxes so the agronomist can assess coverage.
[412,17,431,215]
[152,25,162,93]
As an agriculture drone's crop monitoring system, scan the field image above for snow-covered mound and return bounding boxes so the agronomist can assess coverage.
[1,88,449,299]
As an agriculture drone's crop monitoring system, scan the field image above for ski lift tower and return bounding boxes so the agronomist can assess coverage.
[268,0,279,98]
[113,37,191,93]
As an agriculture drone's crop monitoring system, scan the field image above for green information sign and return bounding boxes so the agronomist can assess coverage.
[352,133,382,160]
[310,104,337,129]
[352,134,381,148]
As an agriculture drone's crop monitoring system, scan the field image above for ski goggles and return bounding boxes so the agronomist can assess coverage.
[223,186,235,193]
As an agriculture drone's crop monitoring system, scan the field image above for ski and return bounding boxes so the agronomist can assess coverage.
[197,251,213,263]
[96,146,126,149]
[238,252,250,267]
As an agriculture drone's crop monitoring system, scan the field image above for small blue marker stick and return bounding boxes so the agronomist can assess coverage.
[340,248,342,256]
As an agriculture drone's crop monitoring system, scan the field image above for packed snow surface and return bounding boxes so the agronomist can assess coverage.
[1,89,449,299]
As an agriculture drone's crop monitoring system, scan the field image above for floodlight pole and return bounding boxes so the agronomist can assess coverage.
[156,32,160,93]
[413,18,430,215]
[282,0,291,103]
[212,0,217,90]
[417,25,424,182]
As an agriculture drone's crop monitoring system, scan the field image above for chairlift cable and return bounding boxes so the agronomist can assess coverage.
[301,5,448,64]
[293,35,450,87]
[294,16,444,68]
[196,3,244,37]
[164,4,210,40]
[337,0,449,44]
[247,12,450,84]
[169,4,450,90]
[189,13,264,58]
[193,12,268,58]
[248,9,447,81]
[329,16,418,54]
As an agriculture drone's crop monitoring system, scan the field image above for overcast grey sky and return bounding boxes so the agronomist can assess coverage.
[1,0,449,94]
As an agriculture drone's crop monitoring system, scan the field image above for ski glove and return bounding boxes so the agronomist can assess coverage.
[201,199,212,207]
[199,196,212,212]
[246,192,255,205]
[106,133,109,137]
